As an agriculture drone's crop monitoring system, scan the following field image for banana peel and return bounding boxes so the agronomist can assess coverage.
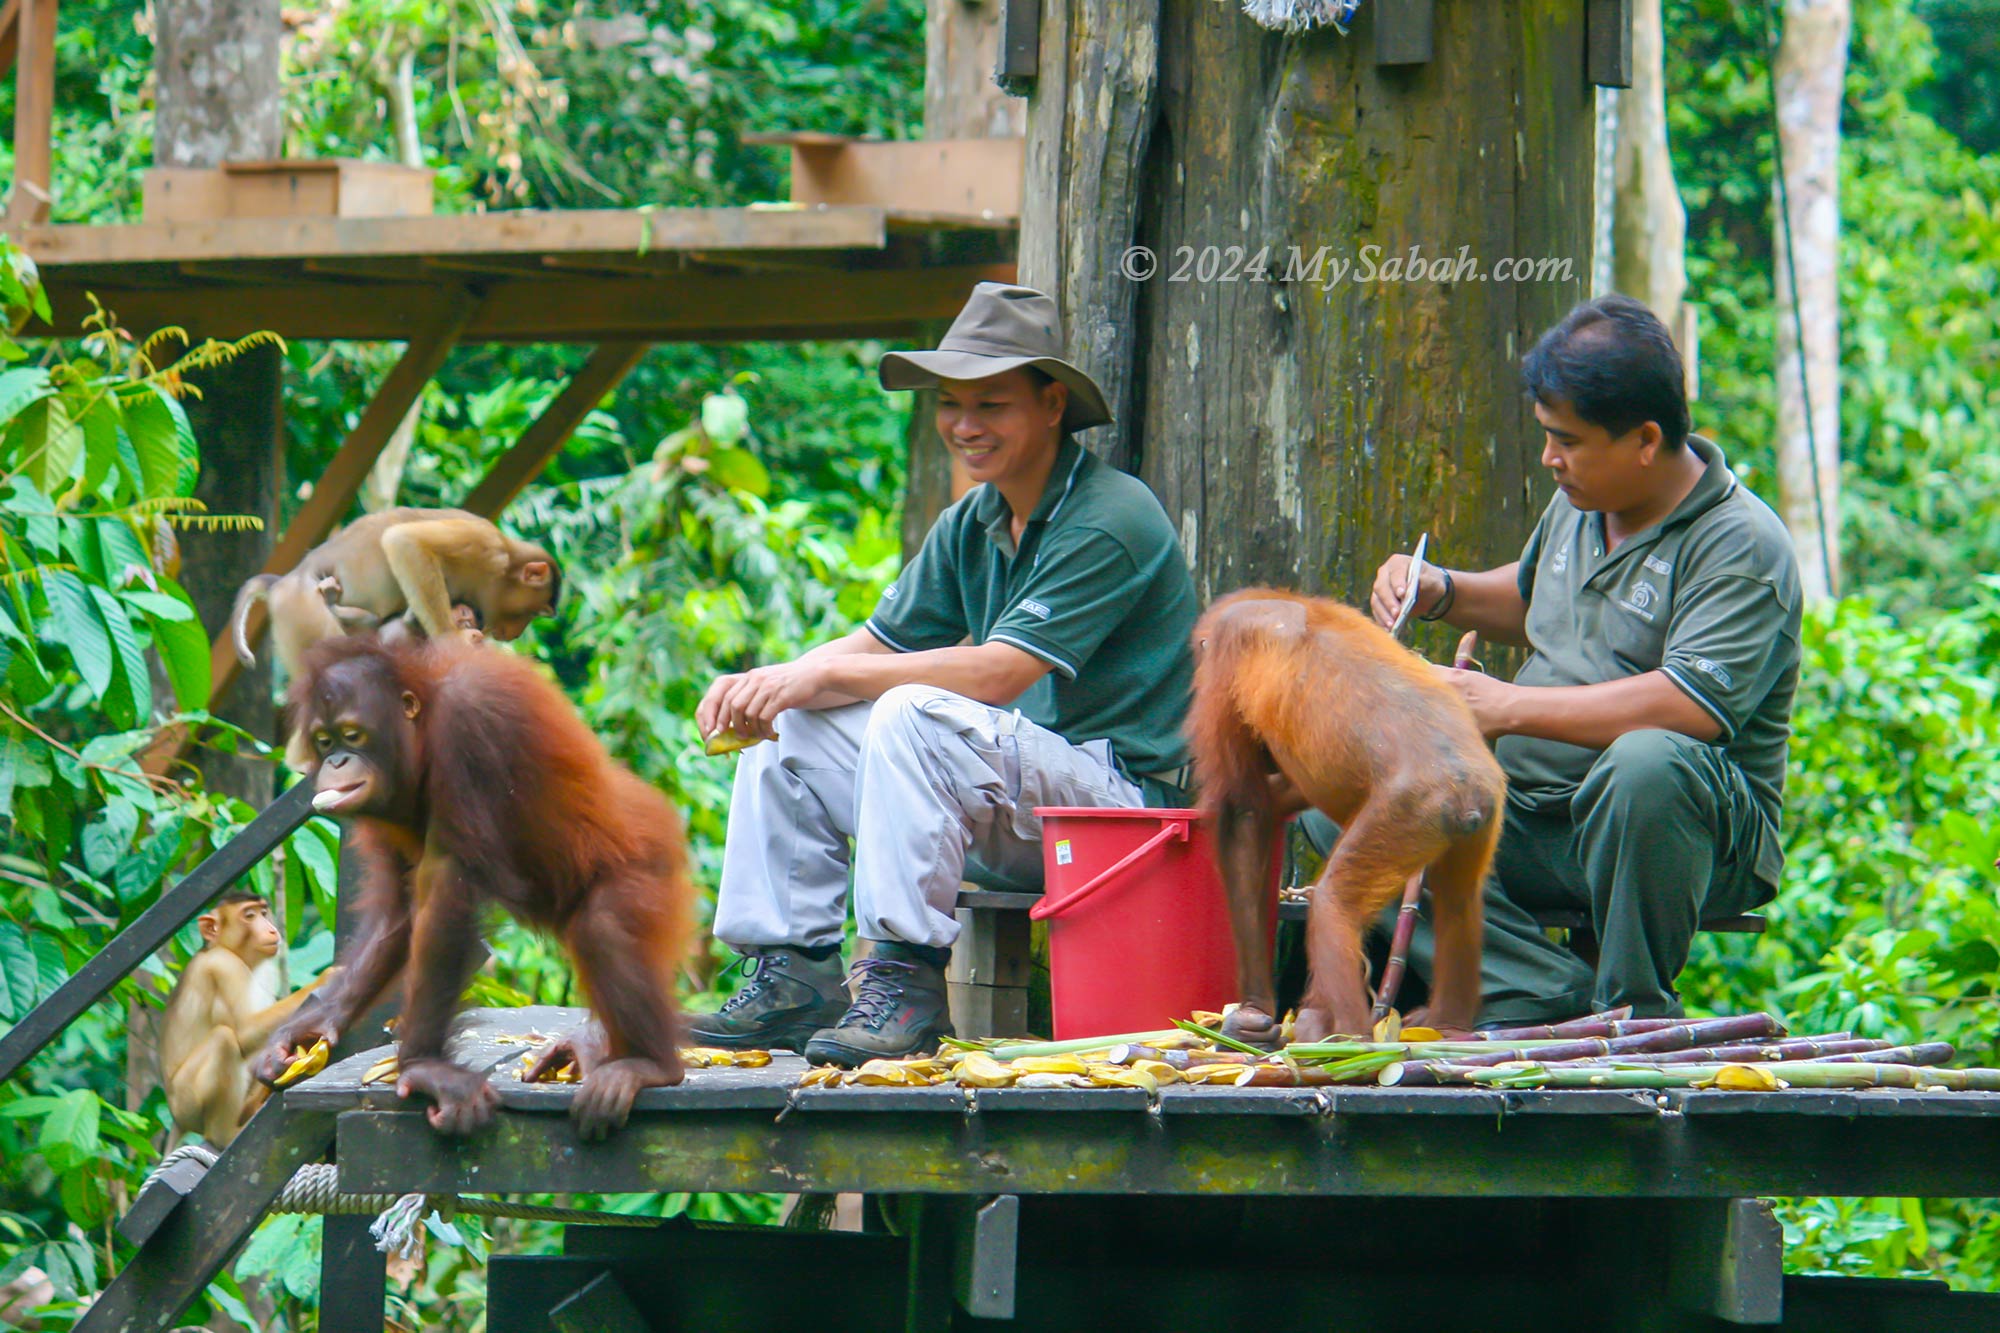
[852,1059,936,1087]
[1016,1072,1090,1089]
[1083,1063,1158,1092]
[1701,1063,1786,1092]
[273,1038,330,1088]
[798,1066,846,1088]
[704,728,770,757]
[361,1056,400,1085]
[1011,1054,1090,1076]
[953,1053,1020,1088]
[1128,1059,1185,1085]
[682,1047,774,1068]
[1184,1063,1250,1084]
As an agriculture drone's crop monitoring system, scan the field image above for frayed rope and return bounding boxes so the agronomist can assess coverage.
[1234,0,1364,34]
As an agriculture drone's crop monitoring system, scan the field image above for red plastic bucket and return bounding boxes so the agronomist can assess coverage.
[1028,808,1279,1041]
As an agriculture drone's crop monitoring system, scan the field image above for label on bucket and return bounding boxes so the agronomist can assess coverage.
[1054,839,1072,866]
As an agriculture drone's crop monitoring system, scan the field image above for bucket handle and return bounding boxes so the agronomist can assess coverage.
[1028,815,1192,922]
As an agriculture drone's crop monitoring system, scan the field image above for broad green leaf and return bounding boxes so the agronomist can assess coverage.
[148,580,211,710]
[30,931,66,1001]
[98,518,154,589]
[121,590,193,621]
[290,819,340,900]
[38,1089,100,1168]
[0,1094,62,1119]
[82,797,140,879]
[0,366,52,431]
[44,570,113,696]
[65,516,108,584]
[90,584,152,726]
[702,388,750,445]
[0,921,37,1020]
[0,595,28,646]
[116,816,186,906]
[80,392,122,496]
[19,393,81,495]
[122,386,187,500]
[5,477,59,557]
[59,1164,110,1230]
[708,446,771,498]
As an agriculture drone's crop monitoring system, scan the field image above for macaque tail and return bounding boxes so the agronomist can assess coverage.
[231,575,280,667]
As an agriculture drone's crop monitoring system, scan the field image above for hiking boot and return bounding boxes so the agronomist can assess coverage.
[685,946,849,1052]
[802,941,956,1068]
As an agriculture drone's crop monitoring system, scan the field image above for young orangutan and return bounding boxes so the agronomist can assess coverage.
[1185,590,1506,1042]
[252,634,692,1139]
[158,892,334,1145]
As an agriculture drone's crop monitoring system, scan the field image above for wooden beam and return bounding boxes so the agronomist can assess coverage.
[7,0,56,227]
[1374,0,1434,66]
[12,204,891,266]
[32,262,1016,343]
[461,341,650,517]
[1588,0,1634,87]
[0,0,21,79]
[205,289,479,707]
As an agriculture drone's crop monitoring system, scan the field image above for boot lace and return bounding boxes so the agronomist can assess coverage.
[715,953,777,1015]
[843,957,916,1031]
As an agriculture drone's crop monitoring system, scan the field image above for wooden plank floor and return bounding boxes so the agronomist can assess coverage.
[288,1008,2000,1203]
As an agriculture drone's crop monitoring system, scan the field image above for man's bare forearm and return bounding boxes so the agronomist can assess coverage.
[817,640,1047,708]
[1436,563,1530,645]
[790,627,891,708]
[1485,670,1722,748]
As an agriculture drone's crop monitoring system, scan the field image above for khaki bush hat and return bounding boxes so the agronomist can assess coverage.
[878,282,1112,431]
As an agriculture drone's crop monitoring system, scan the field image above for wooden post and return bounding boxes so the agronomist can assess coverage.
[900,0,1028,558]
[6,0,56,226]
[152,0,286,803]
[1023,1,1592,627]
[461,340,651,517]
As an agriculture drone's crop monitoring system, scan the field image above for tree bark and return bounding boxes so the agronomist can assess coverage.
[1612,0,1687,331]
[1024,1,1591,630]
[154,0,286,804]
[1772,0,1848,601]
[902,0,1028,557]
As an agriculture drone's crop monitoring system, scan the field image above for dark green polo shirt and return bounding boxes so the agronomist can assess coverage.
[866,438,1199,778]
[1499,435,1803,883]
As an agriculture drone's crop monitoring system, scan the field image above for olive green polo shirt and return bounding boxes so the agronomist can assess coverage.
[866,437,1199,778]
[1498,435,1803,884]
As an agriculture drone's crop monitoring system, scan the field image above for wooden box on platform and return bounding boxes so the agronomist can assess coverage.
[141,159,435,223]
[744,133,1023,220]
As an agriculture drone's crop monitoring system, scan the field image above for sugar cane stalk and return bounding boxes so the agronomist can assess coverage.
[1369,871,1426,1026]
[1604,1036,1879,1065]
[1403,1061,2000,1091]
[1468,1007,1636,1040]
[1813,1042,1955,1066]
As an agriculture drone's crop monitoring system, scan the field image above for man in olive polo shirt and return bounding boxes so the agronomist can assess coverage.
[690,282,1200,1065]
[1370,294,1802,1022]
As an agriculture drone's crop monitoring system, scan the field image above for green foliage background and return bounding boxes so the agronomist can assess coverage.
[0,0,1997,1324]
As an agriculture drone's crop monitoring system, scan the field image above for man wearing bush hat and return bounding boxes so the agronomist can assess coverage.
[691,282,1201,1066]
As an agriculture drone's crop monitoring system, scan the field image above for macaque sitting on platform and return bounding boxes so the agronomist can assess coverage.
[230,508,562,680]
[1185,590,1507,1043]
[158,892,333,1145]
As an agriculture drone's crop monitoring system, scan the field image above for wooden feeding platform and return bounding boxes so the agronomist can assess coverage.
[86,1005,2000,1333]
[9,202,1015,345]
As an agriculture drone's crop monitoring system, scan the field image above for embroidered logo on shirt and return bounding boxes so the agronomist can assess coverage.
[883,583,901,600]
[1019,598,1052,620]
[1693,657,1734,688]
[1643,554,1673,576]
[1618,580,1660,622]
[1551,541,1571,575]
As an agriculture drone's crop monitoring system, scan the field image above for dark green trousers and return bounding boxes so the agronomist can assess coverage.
[1302,729,1777,1025]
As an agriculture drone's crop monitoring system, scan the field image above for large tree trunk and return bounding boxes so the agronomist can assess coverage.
[902,0,1028,556]
[153,0,286,804]
[1772,0,1848,601]
[1612,0,1687,331]
[1024,1,1591,632]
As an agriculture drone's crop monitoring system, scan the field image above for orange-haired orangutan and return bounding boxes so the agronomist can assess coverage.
[252,635,692,1139]
[1186,590,1506,1043]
